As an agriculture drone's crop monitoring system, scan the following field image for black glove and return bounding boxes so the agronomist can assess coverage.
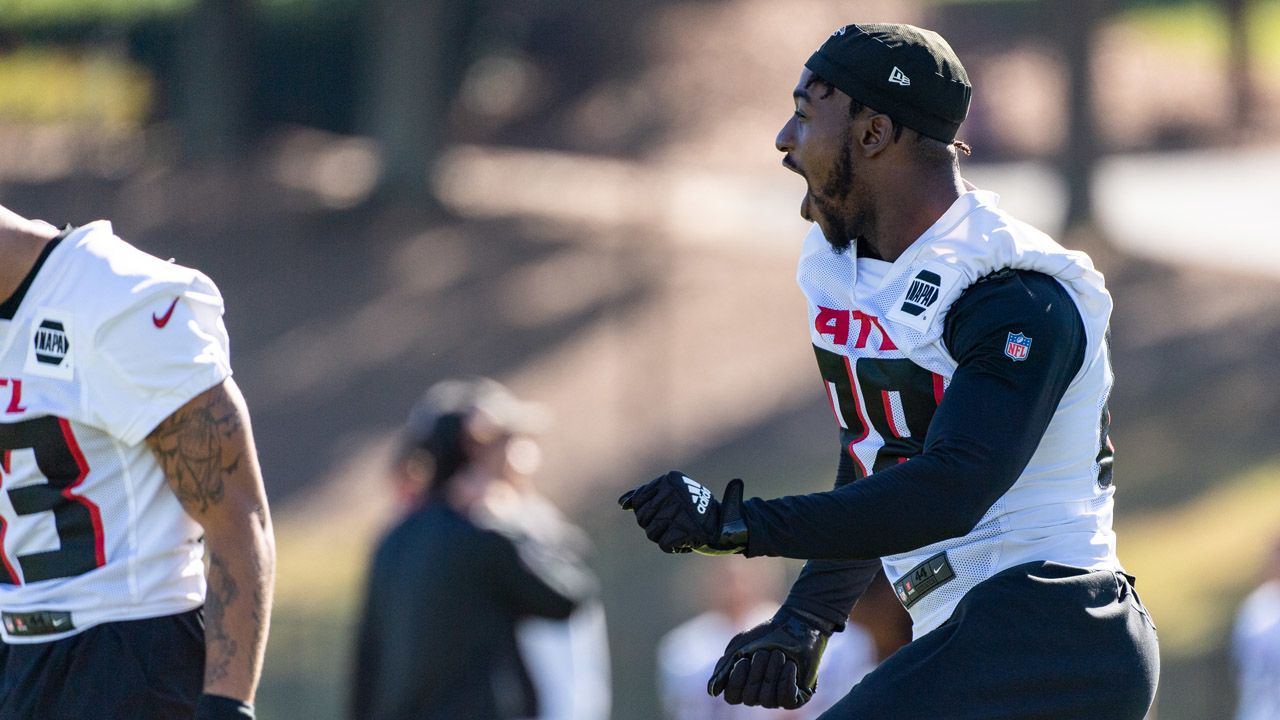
[618,471,748,555]
[707,607,834,709]
[195,694,255,720]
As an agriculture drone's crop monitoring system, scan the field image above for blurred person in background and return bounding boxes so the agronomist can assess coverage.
[658,557,903,720]
[1233,536,1280,720]
[0,204,274,719]
[351,377,607,720]
[799,571,910,719]
[657,556,790,720]
[620,22,1158,719]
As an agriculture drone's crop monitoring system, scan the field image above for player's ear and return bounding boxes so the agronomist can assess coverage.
[857,113,895,158]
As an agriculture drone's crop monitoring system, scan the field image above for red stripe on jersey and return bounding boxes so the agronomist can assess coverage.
[0,516,20,585]
[4,379,27,414]
[57,419,105,568]
[881,390,904,439]
[932,373,946,405]
[867,315,898,351]
[843,356,869,477]
[844,441,868,477]
[0,459,19,584]
[823,381,842,427]
[852,311,873,349]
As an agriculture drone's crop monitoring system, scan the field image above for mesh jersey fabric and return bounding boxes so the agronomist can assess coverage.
[0,222,230,642]
[794,190,1120,637]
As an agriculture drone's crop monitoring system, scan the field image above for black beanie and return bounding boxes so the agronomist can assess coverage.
[805,23,971,143]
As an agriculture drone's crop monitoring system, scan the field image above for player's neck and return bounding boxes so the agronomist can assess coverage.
[864,168,964,263]
[0,209,59,304]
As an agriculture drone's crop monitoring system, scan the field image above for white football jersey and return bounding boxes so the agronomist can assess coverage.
[797,191,1121,637]
[0,221,230,643]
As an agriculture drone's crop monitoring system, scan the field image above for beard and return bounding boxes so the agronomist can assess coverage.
[807,130,858,254]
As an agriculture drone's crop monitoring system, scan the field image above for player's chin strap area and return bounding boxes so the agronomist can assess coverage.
[694,478,749,556]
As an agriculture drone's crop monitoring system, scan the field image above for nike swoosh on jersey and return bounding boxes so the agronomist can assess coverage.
[152,297,180,328]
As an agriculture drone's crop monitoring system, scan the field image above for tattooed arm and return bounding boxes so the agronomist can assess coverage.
[147,377,275,705]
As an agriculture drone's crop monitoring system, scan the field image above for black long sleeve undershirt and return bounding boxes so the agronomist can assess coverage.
[758,271,1087,624]
[782,450,885,629]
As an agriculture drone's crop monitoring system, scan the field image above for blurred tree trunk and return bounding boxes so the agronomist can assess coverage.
[1224,0,1256,131]
[1054,0,1106,236]
[363,1,482,202]
[177,0,251,161]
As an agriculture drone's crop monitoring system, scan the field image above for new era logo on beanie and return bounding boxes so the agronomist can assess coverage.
[805,23,971,143]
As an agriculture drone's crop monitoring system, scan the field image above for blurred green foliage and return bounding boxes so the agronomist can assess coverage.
[1119,459,1280,656]
[1,0,1275,140]
[1126,0,1280,70]
[0,46,151,126]
[0,0,363,134]
[0,0,190,26]
[0,0,357,28]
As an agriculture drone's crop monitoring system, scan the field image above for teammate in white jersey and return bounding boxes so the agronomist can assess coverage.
[1233,537,1280,720]
[619,23,1158,718]
[0,204,274,719]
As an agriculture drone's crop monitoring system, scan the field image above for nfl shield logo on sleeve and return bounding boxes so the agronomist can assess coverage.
[1004,332,1032,361]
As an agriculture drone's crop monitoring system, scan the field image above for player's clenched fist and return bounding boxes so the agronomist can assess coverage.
[618,471,749,555]
[708,608,833,709]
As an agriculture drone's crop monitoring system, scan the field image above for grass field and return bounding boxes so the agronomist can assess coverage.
[1118,458,1280,656]
[1124,0,1280,73]
[258,512,373,719]
[0,47,152,127]
[255,455,1280,720]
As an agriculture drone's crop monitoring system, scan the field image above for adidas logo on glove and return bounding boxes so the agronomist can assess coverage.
[683,476,712,514]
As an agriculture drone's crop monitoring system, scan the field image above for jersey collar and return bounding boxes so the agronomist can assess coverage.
[0,227,71,321]
[892,190,1001,271]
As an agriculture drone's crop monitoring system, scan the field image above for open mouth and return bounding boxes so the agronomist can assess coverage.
[782,158,812,220]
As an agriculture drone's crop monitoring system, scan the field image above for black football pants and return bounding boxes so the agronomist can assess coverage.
[0,608,204,720]
[818,561,1160,719]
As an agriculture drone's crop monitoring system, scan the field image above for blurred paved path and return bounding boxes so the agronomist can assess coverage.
[439,143,1280,278]
[969,144,1280,279]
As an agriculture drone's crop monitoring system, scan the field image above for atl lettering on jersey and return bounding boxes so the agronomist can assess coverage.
[0,379,29,414]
